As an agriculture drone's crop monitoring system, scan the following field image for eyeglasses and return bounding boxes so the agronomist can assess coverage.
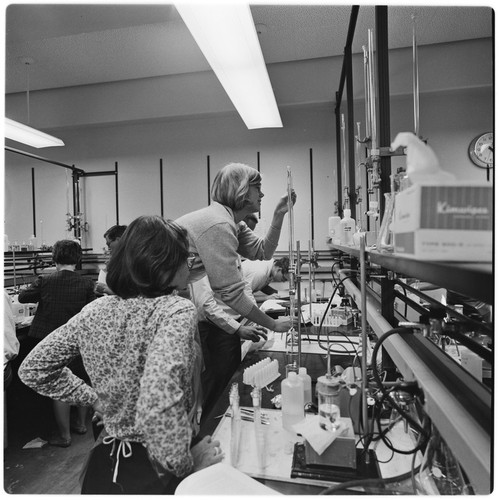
[187,253,196,269]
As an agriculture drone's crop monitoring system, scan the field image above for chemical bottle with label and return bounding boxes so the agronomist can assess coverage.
[281,371,304,432]
[340,208,355,246]
[298,367,312,405]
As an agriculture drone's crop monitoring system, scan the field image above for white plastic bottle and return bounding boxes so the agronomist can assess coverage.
[298,367,312,405]
[28,234,38,250]
[328,216,341,244]
[340,208,355,246]
[281,371,305,432]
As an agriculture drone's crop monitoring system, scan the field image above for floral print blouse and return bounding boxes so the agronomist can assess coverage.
[19,293,201,477]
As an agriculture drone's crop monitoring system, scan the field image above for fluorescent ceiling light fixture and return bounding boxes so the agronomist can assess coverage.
[5,118,65,148]
[176,3,282,129]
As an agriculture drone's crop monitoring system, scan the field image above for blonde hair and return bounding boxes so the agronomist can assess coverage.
[211,163,261,210]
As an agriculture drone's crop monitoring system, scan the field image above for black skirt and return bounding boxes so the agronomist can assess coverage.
[81,438,181,494]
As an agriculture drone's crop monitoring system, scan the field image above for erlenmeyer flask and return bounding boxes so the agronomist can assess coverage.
[417,424,472,494]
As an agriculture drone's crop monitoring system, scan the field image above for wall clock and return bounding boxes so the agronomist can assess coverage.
[468,132,493,169]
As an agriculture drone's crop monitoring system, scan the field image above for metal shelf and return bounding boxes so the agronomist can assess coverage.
[330,244,493,304]
[342,273,492,494]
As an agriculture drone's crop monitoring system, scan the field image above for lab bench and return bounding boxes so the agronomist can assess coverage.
[198,243,493,494]
[200,335,418,495]
[329,244,493,494]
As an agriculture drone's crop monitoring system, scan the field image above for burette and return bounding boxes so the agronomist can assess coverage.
[286,167,301,369]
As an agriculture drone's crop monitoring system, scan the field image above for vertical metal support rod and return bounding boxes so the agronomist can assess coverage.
[286,167,297,368]
[31,168,36,237]
[368,29,377,151]
[309,148,314,242]
[360,235,370,463]
[375,7,396,330]
[296,241,302,369]
[12,247,17,288]
[159,158,164,217]
[114,162,119,225]
[341,114,347,197]
[257,152,261,218]
[207,155,211,205]
[362,46,371,140]
[72,170,80,239]
[345,42,357,218]
[335,92,343,216]
[412,14,420,138]
[72,171,77,222]
[375,7,392,222]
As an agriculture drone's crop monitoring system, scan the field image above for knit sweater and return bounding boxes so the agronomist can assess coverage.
[176,202,279,317]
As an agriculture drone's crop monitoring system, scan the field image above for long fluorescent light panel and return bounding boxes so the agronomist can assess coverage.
[5,118,65,148]
[176,3,282,129]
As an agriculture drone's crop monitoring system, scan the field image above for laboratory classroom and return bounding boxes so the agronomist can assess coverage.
[3,2,494,496]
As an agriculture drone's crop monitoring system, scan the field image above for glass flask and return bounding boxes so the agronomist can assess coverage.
[417,424,473,494]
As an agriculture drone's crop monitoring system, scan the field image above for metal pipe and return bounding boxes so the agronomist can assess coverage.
[360,235,370,463]
[368,29,377,151]
[362,46,371,140]
[31,168,36,237]
[159,158,164,217]
[286,167,297,368]
[296,241,302,369]
[207,155,211,205]
[412,14,420,138]
[5,146,83,174]
[341,114,348,205]
[114,162,119,225]
[309,148,314,242]
[335,94,343,213]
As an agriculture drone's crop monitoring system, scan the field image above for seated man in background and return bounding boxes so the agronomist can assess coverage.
[95,224,127,295]
[4,291,19,390]
[18,240,96,447]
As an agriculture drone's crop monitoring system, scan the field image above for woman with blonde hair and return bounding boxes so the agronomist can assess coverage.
[19,216,223,494]
[177,162,297,417]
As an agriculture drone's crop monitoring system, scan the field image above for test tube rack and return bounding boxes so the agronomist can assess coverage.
[310,305,353,327]
[243,357,280,388]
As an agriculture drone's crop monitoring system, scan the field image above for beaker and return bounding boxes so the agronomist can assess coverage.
[316,375,344,431]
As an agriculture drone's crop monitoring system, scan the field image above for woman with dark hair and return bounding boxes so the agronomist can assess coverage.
[19,216,223,494]
[95,224,128,296]
[176,162,297,417]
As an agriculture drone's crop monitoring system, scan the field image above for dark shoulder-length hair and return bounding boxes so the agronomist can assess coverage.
[106,215,189,299]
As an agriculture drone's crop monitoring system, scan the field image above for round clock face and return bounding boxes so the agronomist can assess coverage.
[469,132,493,169]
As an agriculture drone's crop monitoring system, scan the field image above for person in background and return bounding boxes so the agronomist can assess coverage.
[241,257,290,300]
[4,291,19,449]
[190,256,290,418]
[95,224,127,295]
[19,216,223,494]
[18,240,96,447]
[4,291,19,389]
[176,162,297,416]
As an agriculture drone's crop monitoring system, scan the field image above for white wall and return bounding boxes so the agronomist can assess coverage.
[4,39,494,253]
[5,104,338,250]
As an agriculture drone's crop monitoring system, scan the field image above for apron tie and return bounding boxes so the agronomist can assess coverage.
[102,436,133,483]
